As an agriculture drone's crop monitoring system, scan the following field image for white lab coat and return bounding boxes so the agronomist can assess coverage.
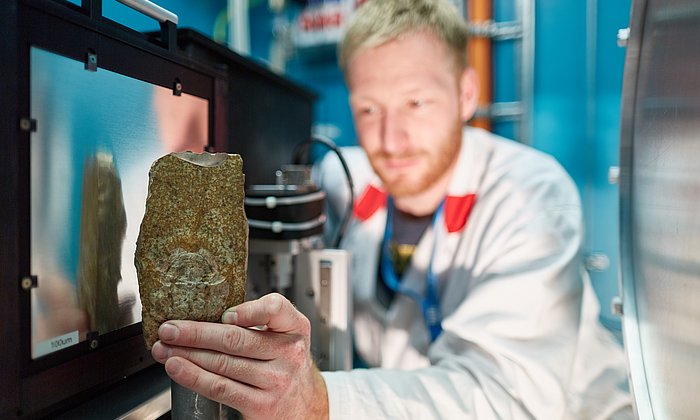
[313,127,632,419]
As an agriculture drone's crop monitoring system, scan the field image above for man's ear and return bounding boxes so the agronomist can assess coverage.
[459,68,480,122]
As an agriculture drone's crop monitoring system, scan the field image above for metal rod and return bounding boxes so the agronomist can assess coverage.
[467,20,523,40]
[473,101,524,121]
[228,0,250,54]
[247,214,327,232]
[170,381,222,420]
[516,0,535,145]
[115,0,178,24]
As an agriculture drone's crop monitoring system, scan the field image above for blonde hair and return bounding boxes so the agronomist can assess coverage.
[339,0,468,75]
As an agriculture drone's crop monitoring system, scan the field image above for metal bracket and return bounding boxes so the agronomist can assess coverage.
[617,27,630,48]
[316,260,332,368]
[611,296,624,317]
[473,102,524,121]
[19,117,37,133]
[584,252,610,272]
[81,0,102,20]
[608,166,620,185]
[173,78,182,96]
[86,331,100,350]
[468,20,523,40]
[160,19,177,51]
[85,49,97,72]
[20,275,38,291]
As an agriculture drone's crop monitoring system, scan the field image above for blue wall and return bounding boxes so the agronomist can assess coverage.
[531,0,631,330]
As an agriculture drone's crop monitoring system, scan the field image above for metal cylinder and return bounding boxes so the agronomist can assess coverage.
[619,0,700,418]
[170,381,223,420]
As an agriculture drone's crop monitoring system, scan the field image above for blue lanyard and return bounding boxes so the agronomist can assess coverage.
[381,197,444,342]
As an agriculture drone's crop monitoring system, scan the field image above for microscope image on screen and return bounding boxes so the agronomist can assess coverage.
[29,46,208,359]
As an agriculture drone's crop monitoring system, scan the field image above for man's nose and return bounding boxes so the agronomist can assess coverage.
[380,110,408,155]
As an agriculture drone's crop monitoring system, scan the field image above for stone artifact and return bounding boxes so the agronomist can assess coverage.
[135,152,248,349]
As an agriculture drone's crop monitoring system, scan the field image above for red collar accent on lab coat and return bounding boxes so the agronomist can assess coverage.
[353,185,476,233]
[353,184,387,221]
[443,194,476,233]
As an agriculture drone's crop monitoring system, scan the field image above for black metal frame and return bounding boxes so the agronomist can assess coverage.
[1,0,228,417]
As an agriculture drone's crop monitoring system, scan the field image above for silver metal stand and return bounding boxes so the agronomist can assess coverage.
[248,238,352,372]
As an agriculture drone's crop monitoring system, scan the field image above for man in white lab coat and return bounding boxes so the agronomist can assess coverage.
[150,0,632,418]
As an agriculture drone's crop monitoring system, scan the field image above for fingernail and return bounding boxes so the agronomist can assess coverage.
[165,358,182,376]
[151,341,172,360]
[159,323,179,341]
[222,310,237,324]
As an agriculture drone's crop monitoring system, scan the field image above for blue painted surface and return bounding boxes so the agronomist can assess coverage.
[533,1,589,184]
[529,0,631,328]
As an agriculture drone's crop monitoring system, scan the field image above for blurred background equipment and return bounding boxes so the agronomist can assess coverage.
[246,160,352,372]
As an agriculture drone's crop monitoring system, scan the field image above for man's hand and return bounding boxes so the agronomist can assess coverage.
[151,293,329,420]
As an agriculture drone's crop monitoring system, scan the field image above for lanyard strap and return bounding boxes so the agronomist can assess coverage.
[381,197,444,342]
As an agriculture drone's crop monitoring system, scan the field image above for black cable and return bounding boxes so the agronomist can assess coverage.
[293,134,355,249]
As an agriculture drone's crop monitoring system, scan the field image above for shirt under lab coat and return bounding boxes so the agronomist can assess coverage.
[313,127,632,419]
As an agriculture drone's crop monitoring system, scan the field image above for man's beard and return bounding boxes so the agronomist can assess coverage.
[368,123,463,197]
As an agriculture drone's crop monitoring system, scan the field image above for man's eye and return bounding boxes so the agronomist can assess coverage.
[361,106,377,115]
[409,99,425,108]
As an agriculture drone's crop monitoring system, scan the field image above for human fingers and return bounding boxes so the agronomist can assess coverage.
[163,356,279,419]
[152,340,294,390]
[221,293,310,336]
[157,321,300,360]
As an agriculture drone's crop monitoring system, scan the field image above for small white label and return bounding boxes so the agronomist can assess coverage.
[34,330,80,358]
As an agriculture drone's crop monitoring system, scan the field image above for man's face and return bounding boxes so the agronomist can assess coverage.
[347,31,468,197]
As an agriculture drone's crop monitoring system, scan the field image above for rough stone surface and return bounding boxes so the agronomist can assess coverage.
[135,152,248,349]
